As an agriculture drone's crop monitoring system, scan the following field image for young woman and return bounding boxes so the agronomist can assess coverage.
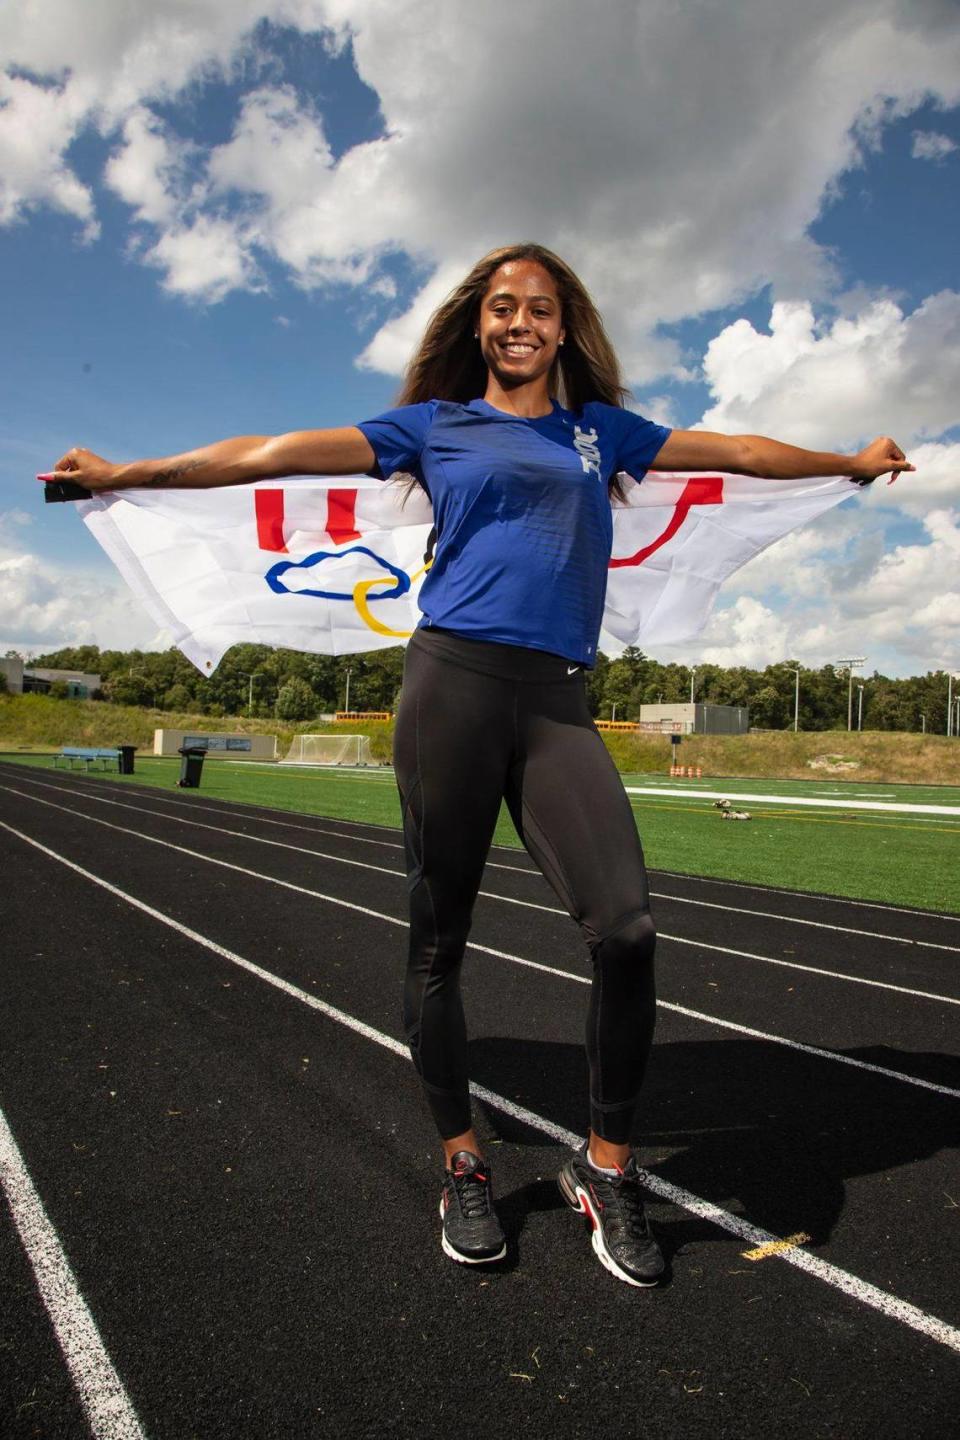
[50,244,912,1287]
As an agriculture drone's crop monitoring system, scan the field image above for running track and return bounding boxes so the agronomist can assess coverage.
[1,758,958,1439]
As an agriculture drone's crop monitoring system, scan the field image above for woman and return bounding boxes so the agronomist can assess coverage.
[50,244,912,1287]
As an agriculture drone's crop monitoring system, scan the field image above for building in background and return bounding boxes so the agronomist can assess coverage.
[637,703,749,735]
[0,656,101,697]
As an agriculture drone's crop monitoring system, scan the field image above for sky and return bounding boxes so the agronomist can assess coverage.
[1,0,959,678]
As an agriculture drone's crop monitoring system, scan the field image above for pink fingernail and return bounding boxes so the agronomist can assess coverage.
[36,472,57,481]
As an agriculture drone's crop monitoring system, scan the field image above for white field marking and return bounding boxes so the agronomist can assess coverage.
[651,867,960,924]
[5,782,960,1011]
[8,781,960,977]
[658,932,960,1005]
[625,785,960,817]
[2,819,959,1358]
[17,771,541,877]
[647,891,960,954]
[0,1106,147,1439]
[655,1001,960,1099]
[3,797,958,1104]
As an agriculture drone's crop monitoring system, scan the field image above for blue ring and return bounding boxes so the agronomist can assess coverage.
[265,545,411,601]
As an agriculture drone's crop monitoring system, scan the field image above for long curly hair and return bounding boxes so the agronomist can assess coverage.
[395,244,631,499]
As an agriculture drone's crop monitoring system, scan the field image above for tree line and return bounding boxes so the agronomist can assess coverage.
[14,642,956,733]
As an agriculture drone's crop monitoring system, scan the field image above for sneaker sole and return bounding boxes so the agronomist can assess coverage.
[438,1199,507,1265]
[558,1169,661,1289]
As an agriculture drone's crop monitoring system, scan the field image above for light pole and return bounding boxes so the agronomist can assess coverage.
[835,657,866,731]
[857,684,864,731]
[689,666,698,704]
[239,671,262,715]
[780,663,801,732]
[611,703,618,722]
[344,667,352,714]
[948,674,960,738]
[921,712,926,734]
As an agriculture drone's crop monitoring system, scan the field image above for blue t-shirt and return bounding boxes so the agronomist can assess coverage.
[357,397,670,665]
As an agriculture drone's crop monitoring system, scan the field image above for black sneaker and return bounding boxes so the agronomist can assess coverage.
[440,1151,507,1265]
[558,1142,664,1287]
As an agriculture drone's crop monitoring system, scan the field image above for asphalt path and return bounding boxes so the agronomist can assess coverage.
[1,760,958,1439]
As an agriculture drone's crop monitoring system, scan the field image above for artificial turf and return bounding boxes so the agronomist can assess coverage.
[3,752,958,914]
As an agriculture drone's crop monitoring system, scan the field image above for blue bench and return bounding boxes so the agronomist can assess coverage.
[54,747,121,771]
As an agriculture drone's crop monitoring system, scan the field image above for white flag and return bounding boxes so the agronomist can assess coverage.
[78,471,858,673]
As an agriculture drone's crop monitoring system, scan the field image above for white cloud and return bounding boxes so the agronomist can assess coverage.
[698,294,960,450]
[104,107,195,226]
[0,71,98,235]
[4,2,960,348]
[0,517,168,653]
[911,129,957,161]
[145,215,261,302]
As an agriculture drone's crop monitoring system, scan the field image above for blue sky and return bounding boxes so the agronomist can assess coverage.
[1,2,958,676]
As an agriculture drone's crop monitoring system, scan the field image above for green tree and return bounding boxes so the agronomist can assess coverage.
[276,676,317,721]
[164,683,193,712]
[750,684,787,729]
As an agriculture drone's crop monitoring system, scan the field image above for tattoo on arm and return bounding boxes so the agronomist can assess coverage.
[145,458,205,488]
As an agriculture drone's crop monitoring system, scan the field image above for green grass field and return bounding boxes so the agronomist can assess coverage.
[3,751,958,914]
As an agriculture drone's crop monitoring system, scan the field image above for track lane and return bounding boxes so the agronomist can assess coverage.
[3,814,960,1440]
[3,789,958,1337]
[5,780,959,1075]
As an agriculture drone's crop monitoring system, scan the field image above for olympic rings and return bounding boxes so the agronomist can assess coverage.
[263,545,431,637]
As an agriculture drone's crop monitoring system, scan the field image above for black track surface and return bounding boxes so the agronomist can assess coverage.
[1,760,958,1439]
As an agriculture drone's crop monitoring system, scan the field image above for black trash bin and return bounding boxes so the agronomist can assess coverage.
[177,746,206,788]
[117,745,136,775]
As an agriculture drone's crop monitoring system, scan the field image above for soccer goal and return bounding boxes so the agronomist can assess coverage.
[281,733,376,767]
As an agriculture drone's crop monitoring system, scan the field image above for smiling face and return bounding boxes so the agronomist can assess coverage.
[477,258,565,397]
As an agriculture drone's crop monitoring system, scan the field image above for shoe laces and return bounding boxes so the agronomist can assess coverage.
[450,1158,491,1219]
[596,1163,650,1239]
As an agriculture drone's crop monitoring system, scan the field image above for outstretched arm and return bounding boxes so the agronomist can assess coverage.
[651,430,914,484]
[47,427,377,492]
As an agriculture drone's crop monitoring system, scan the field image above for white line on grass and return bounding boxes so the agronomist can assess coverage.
[2,818,958,1357]
[625,785,960,817]
[7,775,960,963]
[3,795,958,1103]
[0,1106,147,1439]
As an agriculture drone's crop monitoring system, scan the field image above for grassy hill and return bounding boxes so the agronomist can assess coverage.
[2,692,958,785]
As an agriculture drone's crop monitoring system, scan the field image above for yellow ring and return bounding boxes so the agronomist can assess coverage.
[352,560,430,637]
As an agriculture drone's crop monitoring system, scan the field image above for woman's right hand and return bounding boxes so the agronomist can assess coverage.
[49,447,121,491]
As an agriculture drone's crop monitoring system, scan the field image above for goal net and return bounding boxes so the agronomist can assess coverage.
[281,734,376,767]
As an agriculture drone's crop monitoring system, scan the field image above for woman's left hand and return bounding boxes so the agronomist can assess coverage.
[849,437,915,485]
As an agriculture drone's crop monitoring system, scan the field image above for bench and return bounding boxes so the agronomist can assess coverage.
[54,747,121,772]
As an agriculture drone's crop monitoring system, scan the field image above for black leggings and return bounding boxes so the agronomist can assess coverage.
[393,628,657,1144]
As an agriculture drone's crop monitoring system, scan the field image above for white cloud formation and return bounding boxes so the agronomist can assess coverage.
[0,513,168,652]
[3,1,960,365]
[698,294,960,450]
[911,129,958,160]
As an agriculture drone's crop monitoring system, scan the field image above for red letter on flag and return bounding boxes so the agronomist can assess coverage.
[609,476,724,569]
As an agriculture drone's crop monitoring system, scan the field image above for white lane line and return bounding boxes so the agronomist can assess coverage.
[652,867,960,923]
[3,783,955,1008]
[3,819,959,1358]
[0,1106,147,1439]
[659,932,960,1005]
[3,799,957,1103]
[648,891,960,953]
[625,785,960,817]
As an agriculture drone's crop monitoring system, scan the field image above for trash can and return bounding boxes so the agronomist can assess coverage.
[117,745,136,775]
[176,746,206,788]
